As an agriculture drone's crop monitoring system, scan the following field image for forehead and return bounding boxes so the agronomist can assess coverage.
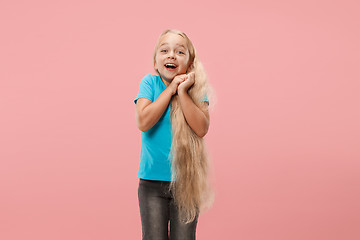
[158,33,188,48]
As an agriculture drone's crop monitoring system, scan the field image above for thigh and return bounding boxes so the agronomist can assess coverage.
[138,179,171,240]
[169,199,199,240]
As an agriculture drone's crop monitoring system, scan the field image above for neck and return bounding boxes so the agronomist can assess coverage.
[160,76,171,87]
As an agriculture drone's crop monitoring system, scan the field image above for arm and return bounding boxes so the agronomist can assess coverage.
[136,76,187,132]
[177,73,210,138]
[135,88,173,132]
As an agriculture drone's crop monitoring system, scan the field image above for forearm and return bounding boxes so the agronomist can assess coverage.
[178,90,209,138]
[138,87,173,132]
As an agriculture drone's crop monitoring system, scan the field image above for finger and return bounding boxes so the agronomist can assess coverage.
[180,76,188,82]
[187,73,194,81]
[178,74,187,79]
[178,75,187,81]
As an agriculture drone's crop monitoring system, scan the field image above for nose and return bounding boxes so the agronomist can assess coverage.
[168,50,176,59]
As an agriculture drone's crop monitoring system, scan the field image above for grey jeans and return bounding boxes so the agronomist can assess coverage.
[138,178,199,240]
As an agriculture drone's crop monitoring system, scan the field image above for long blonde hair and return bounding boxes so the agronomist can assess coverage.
[153,29,215,223]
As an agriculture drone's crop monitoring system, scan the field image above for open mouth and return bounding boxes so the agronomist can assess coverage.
[165,63,177,70]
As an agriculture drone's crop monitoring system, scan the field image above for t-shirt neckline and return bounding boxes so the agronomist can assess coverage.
[157,75,168,89]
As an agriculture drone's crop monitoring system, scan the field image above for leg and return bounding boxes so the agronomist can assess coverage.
[169,198,199,240]
[138,179,171,240]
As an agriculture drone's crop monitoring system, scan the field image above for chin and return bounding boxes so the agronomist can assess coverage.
[161,73,175,81]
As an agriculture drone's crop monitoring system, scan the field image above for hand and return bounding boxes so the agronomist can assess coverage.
[168,74,187,95]
[178,72,195,94]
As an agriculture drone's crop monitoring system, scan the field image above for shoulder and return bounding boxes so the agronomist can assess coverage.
[142,74,159,82]
[140,74,162,88]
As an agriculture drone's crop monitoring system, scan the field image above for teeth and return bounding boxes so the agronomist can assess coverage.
[165,63,176,68]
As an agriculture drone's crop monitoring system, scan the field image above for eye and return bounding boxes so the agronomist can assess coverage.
[160,49,167,53]
[177,50,185,54]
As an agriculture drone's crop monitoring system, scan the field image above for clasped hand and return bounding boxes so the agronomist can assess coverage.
[169,72,195,95]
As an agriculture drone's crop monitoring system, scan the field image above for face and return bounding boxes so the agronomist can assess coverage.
[154,33,190,84]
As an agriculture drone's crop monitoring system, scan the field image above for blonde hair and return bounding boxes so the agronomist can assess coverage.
[153,29,215,223]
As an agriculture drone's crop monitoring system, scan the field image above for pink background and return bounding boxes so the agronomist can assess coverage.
[1,0,359,239]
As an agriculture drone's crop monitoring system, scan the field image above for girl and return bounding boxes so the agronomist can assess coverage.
[134,29,214,240]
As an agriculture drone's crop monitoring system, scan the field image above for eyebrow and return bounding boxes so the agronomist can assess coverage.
[159,43,186,48]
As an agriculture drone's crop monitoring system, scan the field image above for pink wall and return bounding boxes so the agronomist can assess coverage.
[1,0,359,239]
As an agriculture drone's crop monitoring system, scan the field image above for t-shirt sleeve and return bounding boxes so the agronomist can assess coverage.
[134,74,154,104]
[203,94,209,105]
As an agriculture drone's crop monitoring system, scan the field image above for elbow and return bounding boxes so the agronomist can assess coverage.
[139,127,150,133]
[136,115,149,132]
[138,125,146,132]
[137,118,153,132]
[199,131,208,138]
[196,127,209,138]
[197,133,206,138]
[137,121,150,132]
[136,111,151,132]
[197,120,209,138]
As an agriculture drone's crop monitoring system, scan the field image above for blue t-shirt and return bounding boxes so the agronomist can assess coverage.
[134,74,172,181]
[134,74,209,181]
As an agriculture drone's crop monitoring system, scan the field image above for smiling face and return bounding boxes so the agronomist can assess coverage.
[154,33,190,85]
